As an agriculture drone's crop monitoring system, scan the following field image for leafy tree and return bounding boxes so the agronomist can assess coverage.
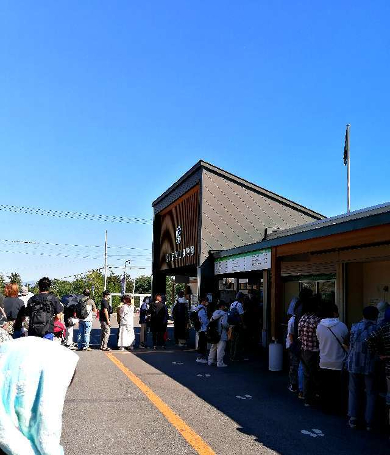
[165,276,185,308]
[51,279,73,297]
[8,272,22,287]
[134,275,151,294]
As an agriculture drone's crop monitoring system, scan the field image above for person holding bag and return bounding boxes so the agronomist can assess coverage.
[316,303,348,414]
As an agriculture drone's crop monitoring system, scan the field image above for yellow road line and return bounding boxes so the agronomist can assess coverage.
[106,352,216,455]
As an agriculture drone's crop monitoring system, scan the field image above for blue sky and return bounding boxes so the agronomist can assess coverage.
[0,1,389,282]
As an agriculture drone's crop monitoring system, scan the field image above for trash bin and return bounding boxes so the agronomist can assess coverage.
[269,340,283,371]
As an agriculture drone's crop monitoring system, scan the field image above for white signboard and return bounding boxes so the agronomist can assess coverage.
[214,249,271,275]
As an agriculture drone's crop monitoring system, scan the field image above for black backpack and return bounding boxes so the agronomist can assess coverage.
[206,318,221,344]
[190,308,201,332]
[29,294,54,337]
[76,297,90,320]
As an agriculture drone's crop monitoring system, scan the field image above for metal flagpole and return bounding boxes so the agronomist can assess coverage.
[104,230,108,290]
[347,124,351,213]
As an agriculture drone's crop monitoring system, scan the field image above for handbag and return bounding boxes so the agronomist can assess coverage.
[327,326,348,371]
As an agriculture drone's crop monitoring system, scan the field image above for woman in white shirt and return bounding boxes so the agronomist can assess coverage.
[118,295,135,351]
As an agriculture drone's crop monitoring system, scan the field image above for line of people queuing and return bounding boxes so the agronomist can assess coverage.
[286,287,390,432]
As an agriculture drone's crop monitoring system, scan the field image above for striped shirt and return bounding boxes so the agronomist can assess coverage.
[367,322,390,375]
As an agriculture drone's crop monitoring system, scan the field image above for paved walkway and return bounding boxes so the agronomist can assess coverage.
[62,323,389,455]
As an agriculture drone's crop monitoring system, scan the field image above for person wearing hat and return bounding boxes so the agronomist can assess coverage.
[99,290,112,351]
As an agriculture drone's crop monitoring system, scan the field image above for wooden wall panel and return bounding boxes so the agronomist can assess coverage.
[277,225,390,257]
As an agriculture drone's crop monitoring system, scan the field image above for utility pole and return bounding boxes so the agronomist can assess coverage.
[104,230,108,290]
[124,259,131,294]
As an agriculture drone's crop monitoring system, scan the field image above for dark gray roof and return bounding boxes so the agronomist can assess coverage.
[213,201,390,259]
[152,160,324,219]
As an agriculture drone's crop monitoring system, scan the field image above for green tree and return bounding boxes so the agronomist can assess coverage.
[51,279,73,297]
[134,275,151,294]
[8,272,22,287]
[165,276,185,308]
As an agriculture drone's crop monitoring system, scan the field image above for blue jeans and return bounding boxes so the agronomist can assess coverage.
[78,320,92,349]
[348,373,376,425]
[298,362,304,392]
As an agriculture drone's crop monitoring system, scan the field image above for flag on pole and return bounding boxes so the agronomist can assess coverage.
[343,125,349,165]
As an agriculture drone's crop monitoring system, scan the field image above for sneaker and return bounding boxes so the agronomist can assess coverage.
[304,402,311,407]
[298,392,304,400]
[288,385,297,393]
[153,346,157,350]
[139,344,146,349]
[102,348,111,352]
[349,418,358,429]
[84,347,92,351]
[196,358,208,364]
[208,361,216,366]
[217,363,228,368]
[119,347,125,351]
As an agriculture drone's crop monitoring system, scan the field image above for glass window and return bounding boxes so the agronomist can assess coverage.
[299,281,316,294]
[318,280,335,304]
[219,278,235,291]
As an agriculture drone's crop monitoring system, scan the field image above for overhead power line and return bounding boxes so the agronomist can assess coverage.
[0,248,151,262]
[0,238,150,251]
[0,204,152,225]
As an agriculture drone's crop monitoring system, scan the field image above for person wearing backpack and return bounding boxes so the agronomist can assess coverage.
[208,300,229,368]
[196,296,209,363]
[229,292,246,362]
[27,277,63,340]
[77,289,96,351]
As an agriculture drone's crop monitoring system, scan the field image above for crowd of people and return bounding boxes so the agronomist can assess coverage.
[1,277,389,438]
[286,288,390,431]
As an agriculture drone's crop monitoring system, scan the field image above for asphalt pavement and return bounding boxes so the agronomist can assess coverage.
[61,318,389,455]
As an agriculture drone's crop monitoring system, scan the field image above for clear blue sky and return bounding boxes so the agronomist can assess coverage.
[1,1,389,282]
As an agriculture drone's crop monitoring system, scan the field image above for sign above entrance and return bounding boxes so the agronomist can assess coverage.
[214,248,271,275]
[157,185,199,271]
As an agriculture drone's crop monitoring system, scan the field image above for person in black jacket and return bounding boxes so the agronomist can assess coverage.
[27,277,63,340]
[139,297,150,348]
[149,294,168,349]
[172,291,189,347]
[3,283,25,337]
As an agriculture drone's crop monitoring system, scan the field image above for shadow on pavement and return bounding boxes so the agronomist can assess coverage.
[77,326,389,455]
